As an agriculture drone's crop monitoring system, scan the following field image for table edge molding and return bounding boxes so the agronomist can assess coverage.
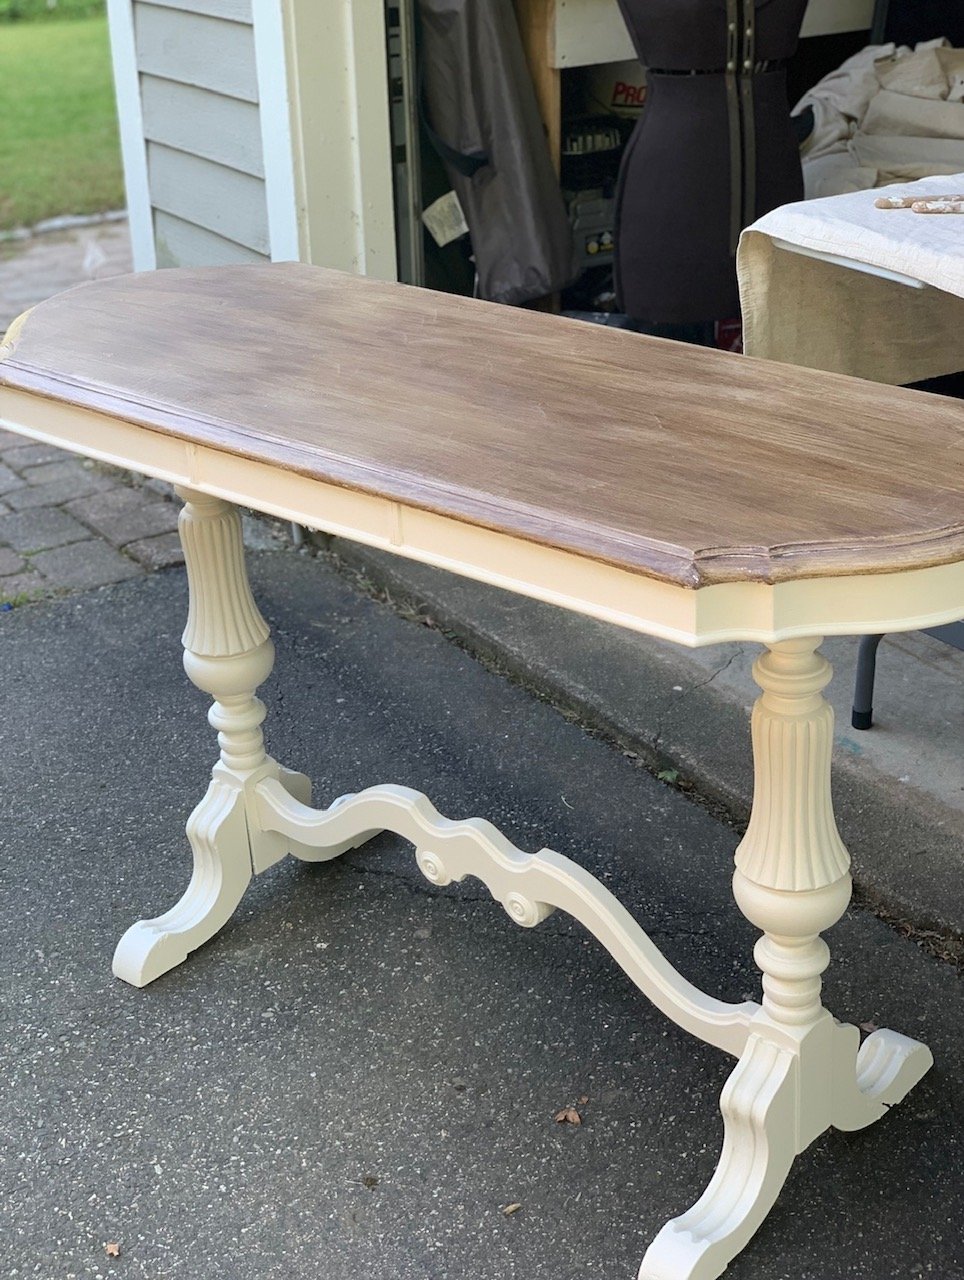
[1,392,962,648]
[3,354,964,593]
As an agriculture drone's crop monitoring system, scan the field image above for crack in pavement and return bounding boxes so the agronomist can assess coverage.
[652,646,747,758]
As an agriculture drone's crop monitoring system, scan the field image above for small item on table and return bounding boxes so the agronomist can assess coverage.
[874,193,964,210]
[911,199,964,215]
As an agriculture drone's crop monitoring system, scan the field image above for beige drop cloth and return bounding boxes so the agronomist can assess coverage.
[737,174,964,383]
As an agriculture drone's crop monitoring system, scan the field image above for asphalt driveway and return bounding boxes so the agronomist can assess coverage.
[1,552,961,1280]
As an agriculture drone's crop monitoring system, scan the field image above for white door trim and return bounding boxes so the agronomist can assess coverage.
[105,0,156,271]
[252,0,302,262]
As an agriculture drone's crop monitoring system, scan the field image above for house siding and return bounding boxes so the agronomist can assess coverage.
[142,0,251,20]
[147,142,270,252]
[153,211,265,267]
[140,76,264,178]
[132,0,269,267]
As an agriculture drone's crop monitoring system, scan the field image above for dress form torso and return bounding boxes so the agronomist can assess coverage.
[614,0,808,324]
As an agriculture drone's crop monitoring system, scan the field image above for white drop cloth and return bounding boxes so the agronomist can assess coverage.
[737,174,964,383]
[794,41,964,199]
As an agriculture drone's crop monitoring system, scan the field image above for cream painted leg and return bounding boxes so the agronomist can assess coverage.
[112,776,250,988]
[111,489,376,987]
[639,638,932,1280]
[639,1033,797,1280]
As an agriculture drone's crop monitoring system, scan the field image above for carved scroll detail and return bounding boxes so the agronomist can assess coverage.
[415,844,553,927]
[255,778,758,1057]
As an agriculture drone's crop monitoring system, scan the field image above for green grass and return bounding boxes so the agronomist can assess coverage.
[0,14,124,230]
[0,0,104,23]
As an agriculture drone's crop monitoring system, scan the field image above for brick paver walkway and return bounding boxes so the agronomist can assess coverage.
[0,429,183,603]
[0,218,190,607]
[0,218,133,331]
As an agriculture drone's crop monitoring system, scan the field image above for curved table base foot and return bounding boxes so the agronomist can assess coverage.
[638,1015,933,1280]
[834,1022,934,1131]
[112,777,251,988]
[638,1033,797,1280]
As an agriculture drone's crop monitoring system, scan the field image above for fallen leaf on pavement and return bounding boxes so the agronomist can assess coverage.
[503,1203,522,1216]
[578,1095,589,1105]
[554,1107,582,1126]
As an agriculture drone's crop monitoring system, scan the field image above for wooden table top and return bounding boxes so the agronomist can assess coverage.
[2,263,962,589]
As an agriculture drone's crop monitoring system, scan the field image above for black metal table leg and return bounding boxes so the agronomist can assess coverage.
[852,633,885,730]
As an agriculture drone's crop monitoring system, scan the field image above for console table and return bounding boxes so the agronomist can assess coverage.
[2,263,961,1280]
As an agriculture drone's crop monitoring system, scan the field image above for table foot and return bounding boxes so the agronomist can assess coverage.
[112,776,250,987]
[833,1022,933,1131]
[639,1032,796,1280]
[638,1008,932,1280]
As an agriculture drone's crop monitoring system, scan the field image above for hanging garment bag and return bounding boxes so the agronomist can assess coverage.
[418,0,578,305]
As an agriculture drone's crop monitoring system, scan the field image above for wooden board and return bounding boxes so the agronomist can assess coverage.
[2,264,962,589]
[146,143,270,255]
[153,211,267,268]
[144,0,251,21]
[512,0,561,169]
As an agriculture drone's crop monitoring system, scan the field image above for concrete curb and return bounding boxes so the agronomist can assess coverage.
[326,537,964,947]
[0,210,127,245]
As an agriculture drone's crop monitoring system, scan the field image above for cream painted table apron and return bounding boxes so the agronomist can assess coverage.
[2,265,963,1280]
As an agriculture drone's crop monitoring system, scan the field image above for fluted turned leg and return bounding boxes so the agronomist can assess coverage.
[639,637,931,1280]
[732,638,853,1028]
[113,489,309,986]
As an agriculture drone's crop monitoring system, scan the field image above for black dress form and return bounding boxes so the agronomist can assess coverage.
[614,0,808,325]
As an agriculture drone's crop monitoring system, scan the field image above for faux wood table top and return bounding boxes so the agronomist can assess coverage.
[2,263,962,589]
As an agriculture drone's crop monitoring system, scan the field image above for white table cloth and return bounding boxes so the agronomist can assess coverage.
[738,173,964,382]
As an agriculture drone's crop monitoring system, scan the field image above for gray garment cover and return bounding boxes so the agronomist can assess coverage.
[418,0,578,305]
